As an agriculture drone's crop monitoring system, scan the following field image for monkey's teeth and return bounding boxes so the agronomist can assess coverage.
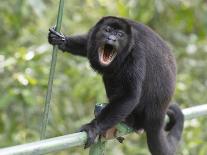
[98,47,117,66]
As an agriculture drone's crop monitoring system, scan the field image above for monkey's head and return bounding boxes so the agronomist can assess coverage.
[87,16,134,74]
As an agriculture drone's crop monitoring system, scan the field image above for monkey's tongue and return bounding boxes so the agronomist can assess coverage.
[103,46,112,62]
[99,44,116,66]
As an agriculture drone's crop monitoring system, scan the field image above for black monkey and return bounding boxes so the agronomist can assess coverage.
[48,16,184,155]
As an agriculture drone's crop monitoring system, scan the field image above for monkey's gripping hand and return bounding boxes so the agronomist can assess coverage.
[79,121,100,149]
[48,26,66,48]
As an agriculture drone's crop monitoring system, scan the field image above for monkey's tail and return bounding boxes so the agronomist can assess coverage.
[166,104,184,145]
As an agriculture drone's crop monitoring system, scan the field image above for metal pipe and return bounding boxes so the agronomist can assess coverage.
[0,132,87,155]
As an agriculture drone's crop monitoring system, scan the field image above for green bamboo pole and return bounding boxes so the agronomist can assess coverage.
[0,104,207,155]
[40,0,64,140]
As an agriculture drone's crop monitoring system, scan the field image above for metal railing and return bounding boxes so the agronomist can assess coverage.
[0,104,207,155]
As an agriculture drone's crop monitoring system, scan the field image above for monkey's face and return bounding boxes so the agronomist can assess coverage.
[88,16,133,73]
[96,25,128,66]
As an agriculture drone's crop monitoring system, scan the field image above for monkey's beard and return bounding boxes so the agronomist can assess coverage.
[98,44,117,66]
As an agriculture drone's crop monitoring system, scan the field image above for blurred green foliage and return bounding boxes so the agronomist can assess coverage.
[0,0,207,154]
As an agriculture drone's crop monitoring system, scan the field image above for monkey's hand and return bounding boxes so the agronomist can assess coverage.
[48,26,66,46]
[79,122,99,149]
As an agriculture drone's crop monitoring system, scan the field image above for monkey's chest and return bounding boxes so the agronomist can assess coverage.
[103,78,125,101]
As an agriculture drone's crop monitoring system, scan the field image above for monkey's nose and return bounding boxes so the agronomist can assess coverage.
[107,35,116,42]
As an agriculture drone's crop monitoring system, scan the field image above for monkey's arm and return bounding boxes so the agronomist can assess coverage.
[80,76,144,148]
[48,27,88,57]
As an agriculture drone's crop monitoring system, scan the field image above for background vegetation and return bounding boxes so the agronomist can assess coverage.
[0,0,207,154]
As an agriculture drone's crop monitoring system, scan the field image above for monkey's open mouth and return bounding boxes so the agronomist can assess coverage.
[98,44,117,66]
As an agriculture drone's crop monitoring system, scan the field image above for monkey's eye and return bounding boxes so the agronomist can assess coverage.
[117,31,123,37]
[104,26,111,32]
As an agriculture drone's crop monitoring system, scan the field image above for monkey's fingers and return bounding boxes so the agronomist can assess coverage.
[79,123,98,149]
[49,27,65,40]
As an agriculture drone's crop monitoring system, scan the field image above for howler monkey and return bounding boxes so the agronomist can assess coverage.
[48,16,184,155]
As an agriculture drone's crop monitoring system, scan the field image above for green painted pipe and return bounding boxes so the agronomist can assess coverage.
[0,104,207,155]
[89,140,106,155]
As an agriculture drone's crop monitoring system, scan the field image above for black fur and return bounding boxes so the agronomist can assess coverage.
[48,16,184,155]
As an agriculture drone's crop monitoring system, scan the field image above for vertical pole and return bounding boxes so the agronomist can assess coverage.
[89,140,106,155]
[40,0,64,140]
[89,104,106,155]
